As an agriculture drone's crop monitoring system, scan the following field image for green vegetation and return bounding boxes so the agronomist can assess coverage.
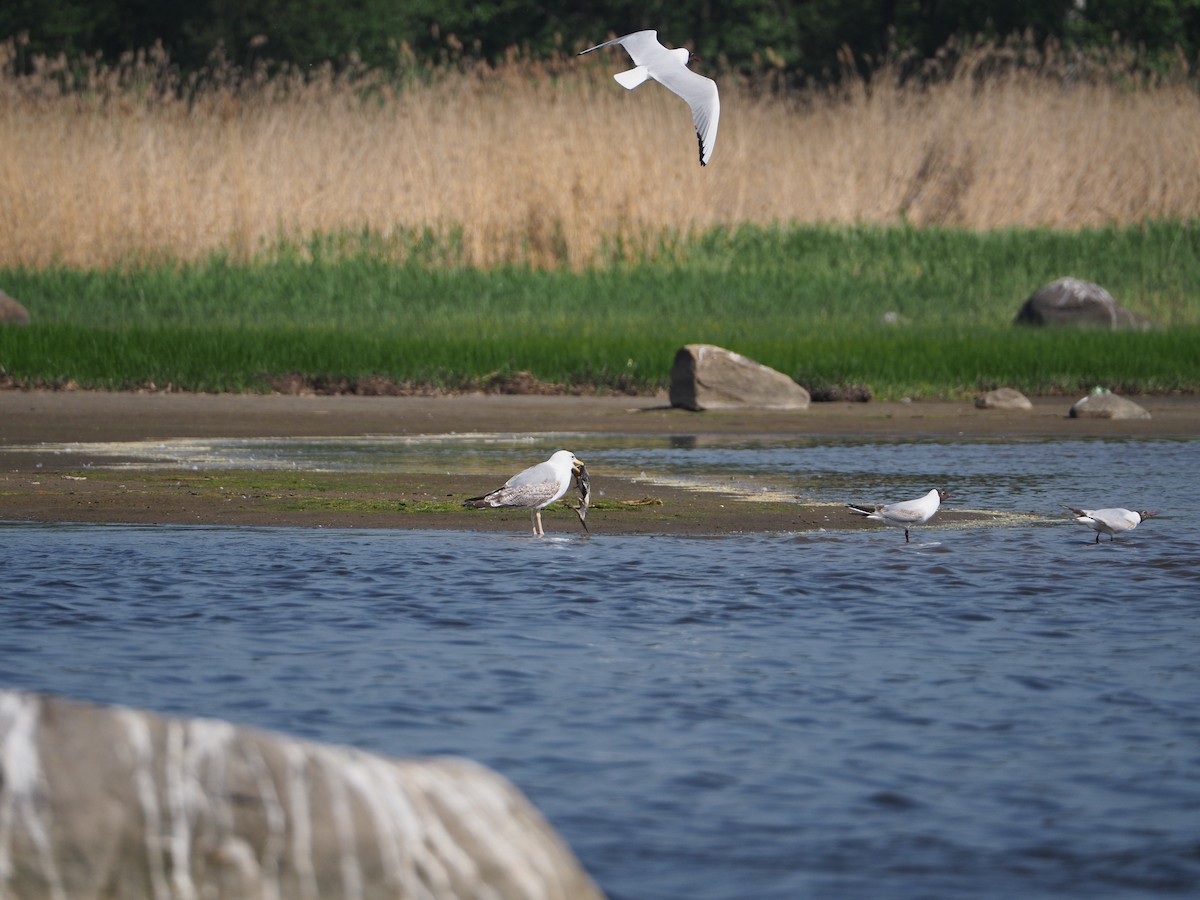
[3,222,1199,399]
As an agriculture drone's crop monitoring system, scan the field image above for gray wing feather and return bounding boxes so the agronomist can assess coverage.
[485,481,560,509]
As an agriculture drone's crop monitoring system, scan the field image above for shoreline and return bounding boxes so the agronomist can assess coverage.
[2,390,1196,534]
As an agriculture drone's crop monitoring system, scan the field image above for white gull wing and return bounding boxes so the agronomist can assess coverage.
[578,30,664,65]
[873,502,935,525]
[579,30,720,166]
[653,65,720,166]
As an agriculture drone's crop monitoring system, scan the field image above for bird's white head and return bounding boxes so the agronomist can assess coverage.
[672,46,694,67]
[549,449,585,476]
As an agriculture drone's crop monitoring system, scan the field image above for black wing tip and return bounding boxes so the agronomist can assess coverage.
[697,132,706,166]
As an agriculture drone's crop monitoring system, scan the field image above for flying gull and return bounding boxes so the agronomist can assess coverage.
[1062,505,1157,543]
[847,489,952,543]
[465,450,588,536]
[579,30,720,166]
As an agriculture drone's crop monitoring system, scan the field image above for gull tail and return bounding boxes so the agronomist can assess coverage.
[613,66,650,90]
[846,504,874,517]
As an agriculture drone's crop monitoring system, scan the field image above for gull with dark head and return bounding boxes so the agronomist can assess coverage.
[1062,505,1157,543]
[579,30,720,167]
[465,450,588,536]
[847,489,952,543]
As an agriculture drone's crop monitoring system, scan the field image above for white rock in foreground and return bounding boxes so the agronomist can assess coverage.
[0,690,604,900]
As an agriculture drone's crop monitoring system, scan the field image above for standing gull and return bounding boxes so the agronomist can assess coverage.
[578,30,720,166]
[465,450,587,536]
[847,489,952,543]
[1062,505,1157,543]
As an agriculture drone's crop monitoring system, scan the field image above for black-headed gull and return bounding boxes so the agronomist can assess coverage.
[465,450,588,536]
[579,30,720,167]
[1062,505,1157,543]
[847,489,952,542]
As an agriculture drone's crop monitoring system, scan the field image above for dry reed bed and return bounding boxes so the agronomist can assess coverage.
[3,46,1200,269]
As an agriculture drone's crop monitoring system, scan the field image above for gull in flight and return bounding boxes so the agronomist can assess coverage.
[579,30,720,166]
[1062,505,1157,543]
[465,450,588,536]
[847,489,952,543]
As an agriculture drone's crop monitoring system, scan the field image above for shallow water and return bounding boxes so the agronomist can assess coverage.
[2,437,1199,898]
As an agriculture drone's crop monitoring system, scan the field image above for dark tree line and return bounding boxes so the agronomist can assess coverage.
[4,0,1198,81]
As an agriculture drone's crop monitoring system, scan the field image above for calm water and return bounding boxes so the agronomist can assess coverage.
[2,437,1199,899]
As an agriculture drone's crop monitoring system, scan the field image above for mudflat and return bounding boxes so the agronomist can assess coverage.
[2,390,1196,534]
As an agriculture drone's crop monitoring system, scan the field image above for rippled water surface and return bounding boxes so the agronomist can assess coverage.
[3,437,1199,899]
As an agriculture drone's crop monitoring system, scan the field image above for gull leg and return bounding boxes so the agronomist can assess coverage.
[530,510,539,536]
[535,509,545,537]
[904,529,910,543]
[1095,533,1101,544]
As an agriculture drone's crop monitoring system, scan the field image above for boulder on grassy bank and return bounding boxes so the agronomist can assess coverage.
[0,289,30,326]
[975,387,1033,410]
[1069,390,1151,420]
[0,690,604,900]
[1013,277,1151,329]
[669,344,810,411]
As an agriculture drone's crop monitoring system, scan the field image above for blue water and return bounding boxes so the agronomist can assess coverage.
[2,437,1199,899]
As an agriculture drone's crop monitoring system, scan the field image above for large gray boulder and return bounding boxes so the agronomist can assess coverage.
[0,690,604,900]
[670,344,810,411]
[0,289,30,325]
[1069,391,1151,420]
[1013,277,1151,329]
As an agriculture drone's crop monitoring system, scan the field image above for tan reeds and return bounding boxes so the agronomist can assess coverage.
[2,39,1199,270]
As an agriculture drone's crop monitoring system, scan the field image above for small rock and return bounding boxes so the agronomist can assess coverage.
[0,289,31,326]
[1069,392,1151,420]
[1013,277,1151,329]
[809,383,873,403]
[670,343,810,411]
[975,387,1033,410]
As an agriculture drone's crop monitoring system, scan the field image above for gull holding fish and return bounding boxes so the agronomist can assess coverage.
[465,450,589,536]
[1062,505,1157,543]
[847,489,952,543]
[579,30,720,166]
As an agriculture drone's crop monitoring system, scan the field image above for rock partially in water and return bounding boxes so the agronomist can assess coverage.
[0,690,604,900]
[670,343,810,411]
[0,289,30,326]
[1013,277,1151,329]
[975,388,1033,410]
[1069,391,1151,420]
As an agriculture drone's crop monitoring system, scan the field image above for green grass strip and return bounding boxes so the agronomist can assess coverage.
[2,221,1198,398]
